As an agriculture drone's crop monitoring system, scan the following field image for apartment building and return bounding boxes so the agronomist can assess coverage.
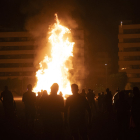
[118,22,140,85]
[0,32,37,79]
[0,30,85,92]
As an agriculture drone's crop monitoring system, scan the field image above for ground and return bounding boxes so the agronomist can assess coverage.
[0,99,137,140]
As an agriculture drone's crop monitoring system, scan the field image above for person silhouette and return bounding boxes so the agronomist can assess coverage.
[0,86,14,119]
[131,87,140,138]
[80,89,86,98]
[42,83,64,140]
[65,84,91,140]
[98,93,102,111]
[87,89,93,107]
[39,90,48,115]
[86,89,96,116]
[101,92,105,111]
[104,88,112,112]
[22,84,36,128]
[115,91,130,140]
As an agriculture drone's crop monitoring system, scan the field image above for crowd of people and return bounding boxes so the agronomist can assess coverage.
[0,83,140,140]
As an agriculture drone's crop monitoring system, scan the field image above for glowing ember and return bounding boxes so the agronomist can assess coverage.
[33,14,74,98]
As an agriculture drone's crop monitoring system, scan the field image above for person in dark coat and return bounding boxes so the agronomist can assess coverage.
[22,84,36,128]
[0,86,14,119]
[65,84,91,140]
[104,88,112,112]
[42,83,64,140]
[115,91,130,140]
[80,89,86,98]
[131,87,140,138]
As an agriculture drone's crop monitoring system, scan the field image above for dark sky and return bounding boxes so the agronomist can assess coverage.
[0,0,140,73]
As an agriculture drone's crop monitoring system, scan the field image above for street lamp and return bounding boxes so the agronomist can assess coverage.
[105,64,107,88]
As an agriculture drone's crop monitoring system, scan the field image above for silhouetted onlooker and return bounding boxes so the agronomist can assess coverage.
[98,93,102,111]
[40,90,48,103]
[59,91,63,97]
[115,91,130,140]
[104,88,112,112]
[131,87,140,137]
[0,86,14,119]
[65,84,91,140]
[86,89,96,111]
[22,84,36,128]
[39,90,48,115]
[80,89,86,98]
[42,83,64,140]
[101,92,105,111]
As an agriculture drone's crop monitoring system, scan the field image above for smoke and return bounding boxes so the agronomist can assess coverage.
[21,0,87,90]
[21,0,77,65]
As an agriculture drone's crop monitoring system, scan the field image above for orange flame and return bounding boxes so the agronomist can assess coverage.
[33,14,74,98]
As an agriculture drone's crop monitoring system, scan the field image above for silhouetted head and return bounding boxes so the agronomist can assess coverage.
[102,92,104,95]
[51,83,59,95]
[119,91,125,100]
[106,88,109,93]
[116,87,120,92]
[88,89,91,92]
[4,86,8,90]
[71,84,78,95]
[43,90,48,96]
[27,84,32,91]
[98,93,101,96]
[133,87,140,97]
[82,89,85,93]
[59,91,62,97]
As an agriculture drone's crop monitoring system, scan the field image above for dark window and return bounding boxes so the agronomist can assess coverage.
[0,46,36,50]
[124,47,140,52]
[0,38,5,42]
[124,56,140,61]
[123,38,140,43]
[123,29,140,34]
[19,37,27,41]
[0,54,34,59]
[0,71,35,76]
[136,74,140,77]
[23,72,33,76]
[22,63,34,67]
[0,37,33,42]
[127,73,140,78]
[0,72,5,76]
[0,63,33,68]
[131,65,140,69]
[127,74,135,78]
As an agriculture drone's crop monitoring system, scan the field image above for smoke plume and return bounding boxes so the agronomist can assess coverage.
[21,0,87,90]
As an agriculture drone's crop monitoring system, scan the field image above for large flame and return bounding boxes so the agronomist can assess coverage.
[33,14,74,98]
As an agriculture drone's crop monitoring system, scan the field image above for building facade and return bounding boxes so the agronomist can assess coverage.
[0,32,37,93]
[118,23,140,85]
[0,32,36,79]
[0,30,85,92]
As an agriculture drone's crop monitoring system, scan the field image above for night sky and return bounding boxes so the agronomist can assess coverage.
[0,0,140,73]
